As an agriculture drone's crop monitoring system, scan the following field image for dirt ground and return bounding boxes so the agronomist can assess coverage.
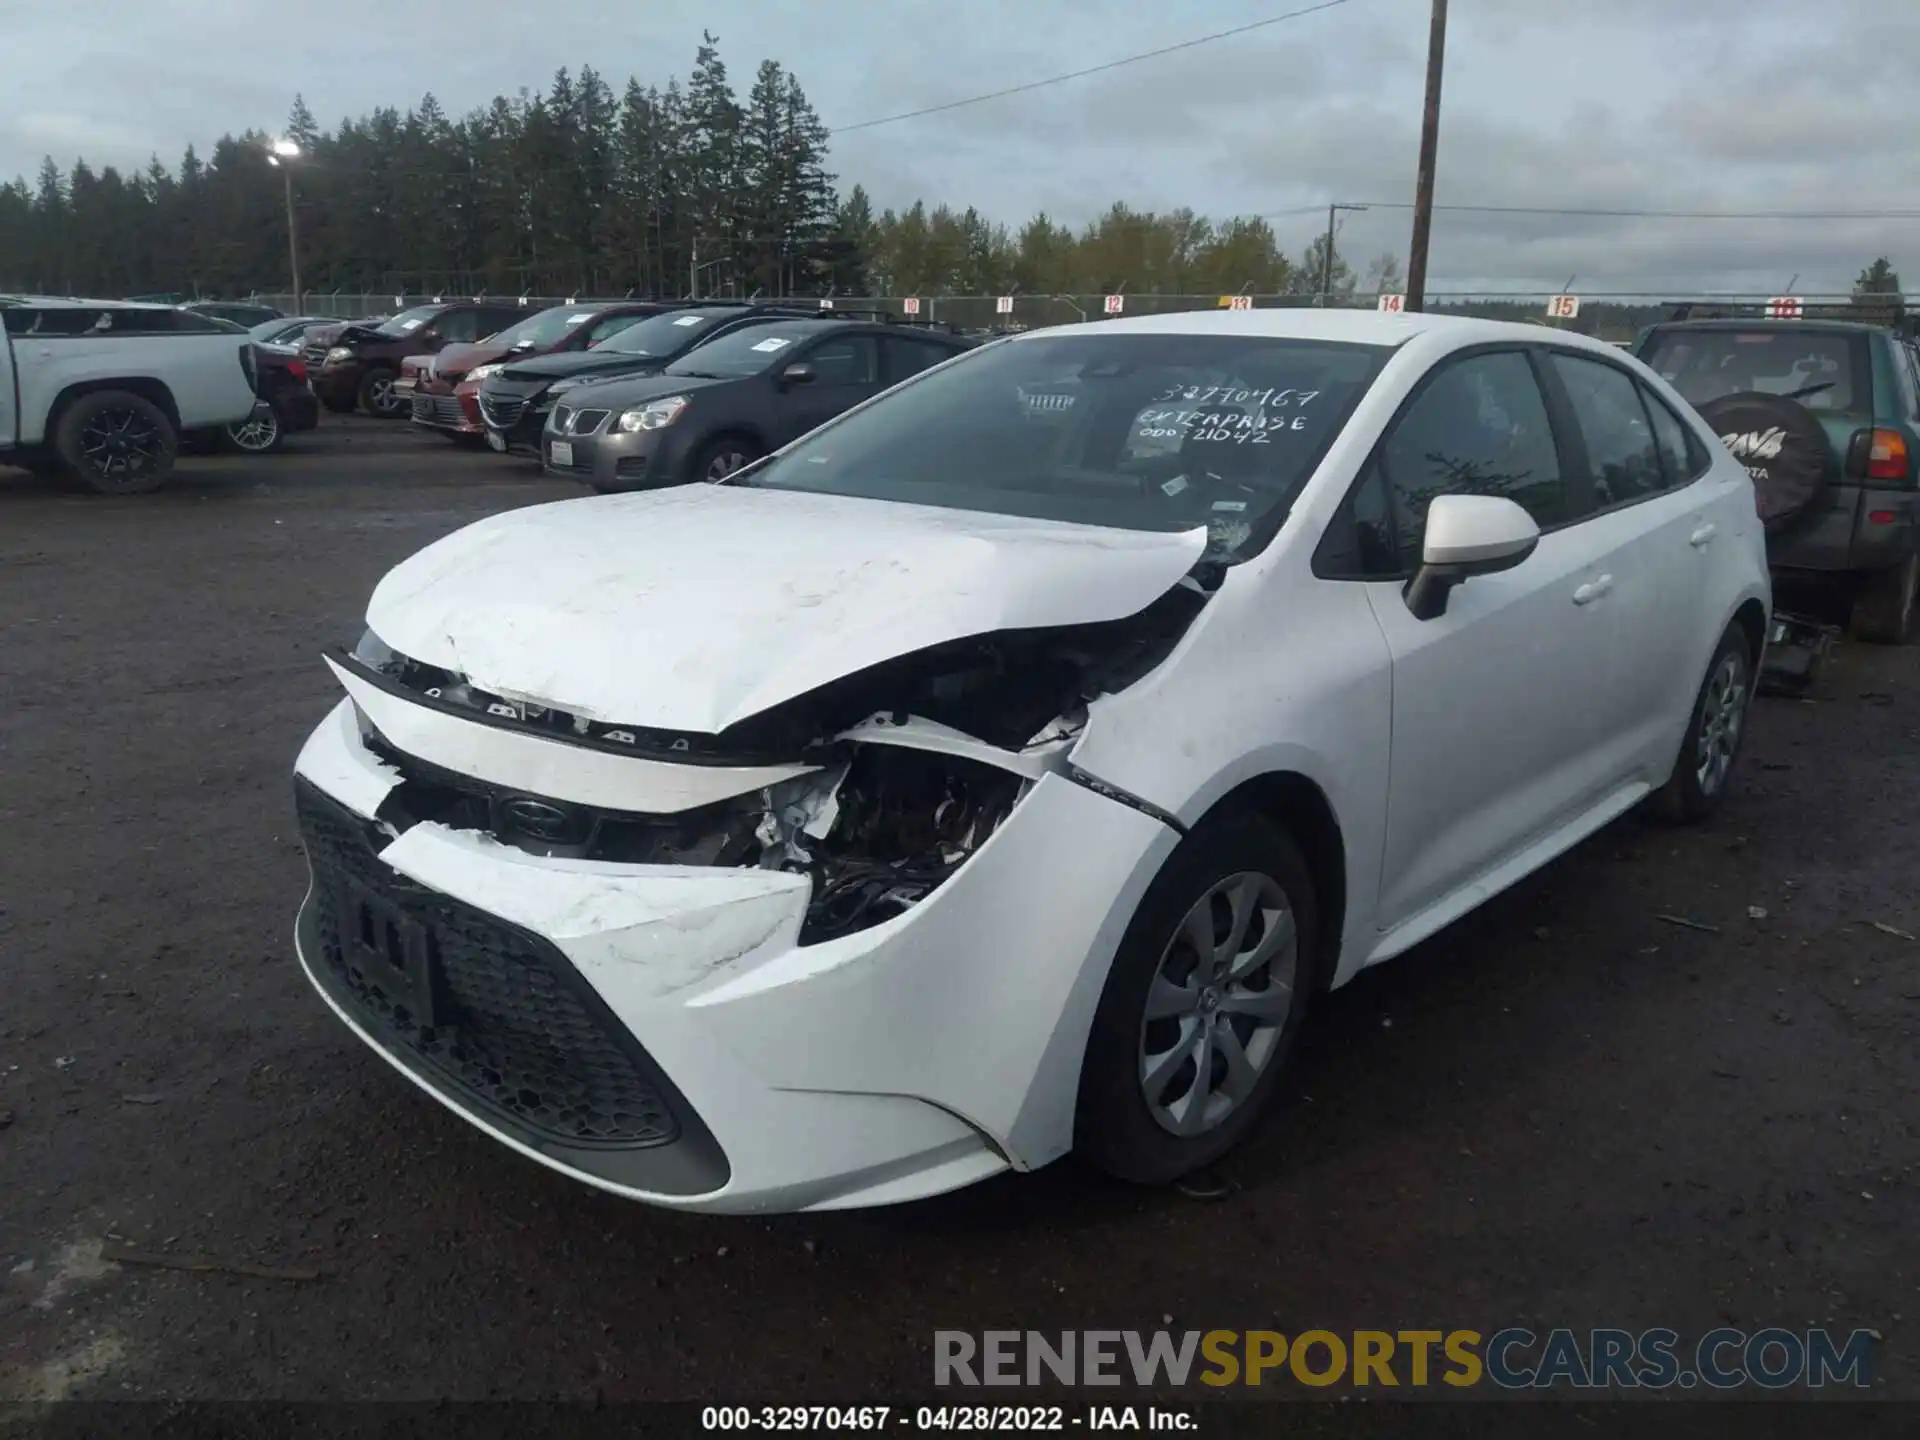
[0,417,1914,1406]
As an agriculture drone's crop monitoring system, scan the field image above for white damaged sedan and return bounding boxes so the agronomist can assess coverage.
[292,309,1770,1213]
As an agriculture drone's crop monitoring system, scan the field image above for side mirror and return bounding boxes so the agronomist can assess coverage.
[780,361,816,387]
[1404,494,1540,621]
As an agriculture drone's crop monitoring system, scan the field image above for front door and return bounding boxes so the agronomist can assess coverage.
[1363,349,1623,935]
[777,334,883,445]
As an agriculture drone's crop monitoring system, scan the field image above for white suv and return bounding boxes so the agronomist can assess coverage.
[291,309,1769,1213]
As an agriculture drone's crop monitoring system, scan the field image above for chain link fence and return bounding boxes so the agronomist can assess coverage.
[248,290,1904,341]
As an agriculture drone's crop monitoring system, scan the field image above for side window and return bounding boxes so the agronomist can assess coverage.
[882,336,953,385]
[1638,382,1711,486]
[434,310,481,344]
[1547,352,1667,508]
[804,334,879,385]
[1379,351,1567,554]
[1897,343,1920,420]
[587,313,646,346]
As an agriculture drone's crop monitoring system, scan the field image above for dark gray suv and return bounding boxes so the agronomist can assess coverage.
[1634,310,1920,641]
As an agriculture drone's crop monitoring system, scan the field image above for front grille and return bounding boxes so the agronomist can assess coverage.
[550,405,611,437]
[302,341,330,369]
[478,394,526,429]
[411,393,467,427]
[615,455,651,481]
[295,778,680,1149]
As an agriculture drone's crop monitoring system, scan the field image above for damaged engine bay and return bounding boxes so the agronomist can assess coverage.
[348,577,1209,944]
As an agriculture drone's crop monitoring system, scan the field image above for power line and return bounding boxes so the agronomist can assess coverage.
[832,0,1354,135]
[1277,200,1920,221]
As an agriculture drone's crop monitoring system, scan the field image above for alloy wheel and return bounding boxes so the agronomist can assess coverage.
[228,408,280,452]
[706,449,750,480]
[1694,649,1751,796]
[80,406,164,487]
[1139,872,1297,1138]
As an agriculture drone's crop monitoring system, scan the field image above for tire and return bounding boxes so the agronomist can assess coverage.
[1075,809,1318,1185]
[1649,625,1756,825]
[690,434,763,484]
[1848,553,1917,645]
[358,368,404,419]
[221,404,284,454]
[1695,392,1836,536]
[53,390,178,495]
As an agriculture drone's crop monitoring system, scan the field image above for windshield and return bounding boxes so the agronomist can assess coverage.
[375,305,443,337]
[488,305,602,351]
[738,332,1389,562]
[665,321,818,378]
[1641,329,1869,415]
[596,309,735,356]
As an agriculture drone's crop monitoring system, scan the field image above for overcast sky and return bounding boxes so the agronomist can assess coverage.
[5,0,1913,296]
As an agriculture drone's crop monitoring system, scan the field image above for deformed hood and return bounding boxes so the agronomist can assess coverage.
[364,485,1208,736]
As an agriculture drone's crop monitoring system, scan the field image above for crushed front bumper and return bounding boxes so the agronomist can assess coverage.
[291,698,1175,1213]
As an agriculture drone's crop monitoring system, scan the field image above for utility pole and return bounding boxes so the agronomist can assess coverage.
[690,237,699,299]
[1403,0,1449,313]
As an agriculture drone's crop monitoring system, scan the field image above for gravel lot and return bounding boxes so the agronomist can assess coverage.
[1,417,1914,1404]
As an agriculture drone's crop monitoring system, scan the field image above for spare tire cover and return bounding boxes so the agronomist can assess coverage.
[1696,391,1836,533]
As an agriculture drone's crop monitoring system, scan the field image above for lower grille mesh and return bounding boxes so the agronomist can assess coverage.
[296,779,680,1149]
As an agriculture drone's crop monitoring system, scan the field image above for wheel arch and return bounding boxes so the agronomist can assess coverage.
[1189,771,1349,992]
[1731,596,1767,666]
[49,378,182,435]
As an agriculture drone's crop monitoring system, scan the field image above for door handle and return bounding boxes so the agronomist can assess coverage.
[1689,522,1718,548]
[1572,574,1613,606]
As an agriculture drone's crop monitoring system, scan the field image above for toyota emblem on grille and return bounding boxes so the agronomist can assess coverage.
[499,796,582,843]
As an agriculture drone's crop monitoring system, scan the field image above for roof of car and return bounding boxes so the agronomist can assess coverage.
[1644,317,1892,336]
[1018,307,1568,348]
[0,295,180,312]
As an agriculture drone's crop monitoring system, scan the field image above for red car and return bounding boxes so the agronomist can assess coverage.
[402,302,669,441]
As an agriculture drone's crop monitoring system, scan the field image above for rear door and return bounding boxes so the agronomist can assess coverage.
[1537,347,1732,782]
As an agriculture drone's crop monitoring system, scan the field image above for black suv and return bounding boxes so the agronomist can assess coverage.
[475,302,822,455]
[1633,304,1920,640]
[538,315,976,491]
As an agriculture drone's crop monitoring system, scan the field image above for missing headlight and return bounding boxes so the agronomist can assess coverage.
[769,746,1028,945]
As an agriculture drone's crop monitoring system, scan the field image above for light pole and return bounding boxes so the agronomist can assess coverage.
[267,139,302,310]
[1319,203,1368,305]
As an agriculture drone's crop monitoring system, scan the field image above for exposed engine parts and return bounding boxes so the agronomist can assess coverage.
[353,576,1209,945]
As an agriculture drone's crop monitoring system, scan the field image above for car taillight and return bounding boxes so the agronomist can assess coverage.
[1869,509,1898,525]
[1866,428,1910,481]
[287,360,307,382]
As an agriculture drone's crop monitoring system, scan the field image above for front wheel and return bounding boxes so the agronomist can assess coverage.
[1075,810,1317,1185]
[1649,625,1755,824]
[1848,553,1917,644]
[358,368,404,419]
[54,390,178,495]
[222,403,284,454]
[690,434,763,483]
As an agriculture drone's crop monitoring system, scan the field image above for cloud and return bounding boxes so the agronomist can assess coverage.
[2,0,1913,294]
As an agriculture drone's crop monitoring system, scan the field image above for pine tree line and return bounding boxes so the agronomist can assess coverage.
[0,35,1390,303]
